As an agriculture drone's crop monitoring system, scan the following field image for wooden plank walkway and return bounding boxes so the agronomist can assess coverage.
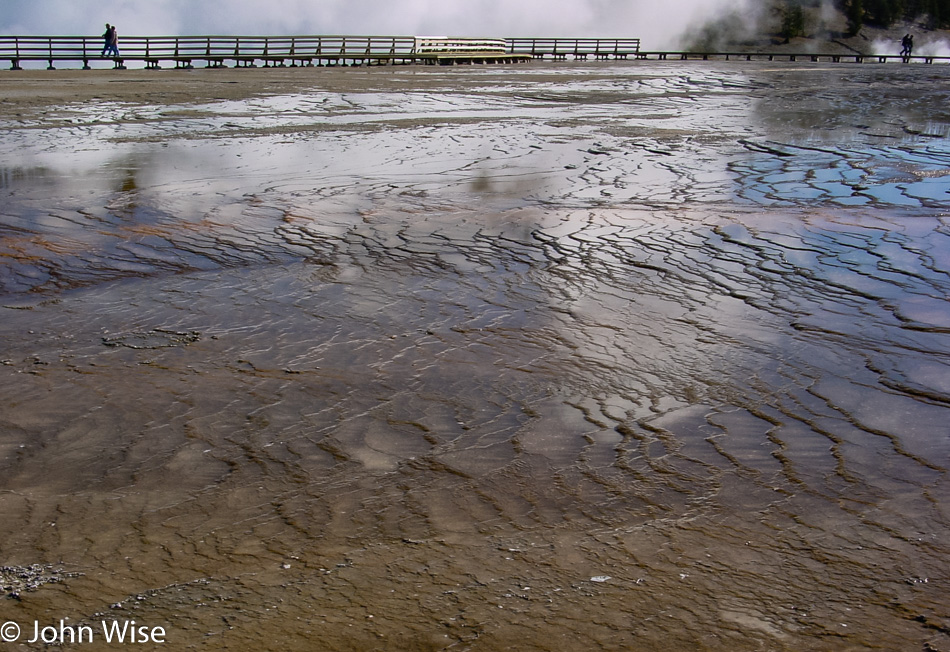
[636,50,950,64]
[0,35,534,70]
[1,35,947,70]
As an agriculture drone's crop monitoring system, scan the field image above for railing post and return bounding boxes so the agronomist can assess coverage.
[11,36,22,70]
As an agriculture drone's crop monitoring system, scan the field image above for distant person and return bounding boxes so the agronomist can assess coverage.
[900,34,912,58]
[101,24,113,56]
[108,25,120,58]
[101,23,119,58]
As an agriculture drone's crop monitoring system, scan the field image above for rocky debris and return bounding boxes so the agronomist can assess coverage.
[101,329,201,349]
[0,564,82,599]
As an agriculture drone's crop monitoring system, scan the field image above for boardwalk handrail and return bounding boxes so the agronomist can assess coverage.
[0,35,427,69]
[6,35,944,69]
[505,37,641,59]
[0,35,639,69]
[635,50,950,64]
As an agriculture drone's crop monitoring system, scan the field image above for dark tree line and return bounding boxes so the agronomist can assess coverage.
[686,0,946,50]
[849,0,948,28]
[780,0,949,37]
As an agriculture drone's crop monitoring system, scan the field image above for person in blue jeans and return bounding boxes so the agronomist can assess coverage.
[101,24,120,58]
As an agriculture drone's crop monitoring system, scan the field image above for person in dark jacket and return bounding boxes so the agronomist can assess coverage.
[101,24,119,58]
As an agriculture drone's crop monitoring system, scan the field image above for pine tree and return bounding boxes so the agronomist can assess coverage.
[782,2,807,38]
[844,0,865,34]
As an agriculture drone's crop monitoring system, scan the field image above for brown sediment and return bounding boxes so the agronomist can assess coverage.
[1,62,949,651]
[0,68,368,106]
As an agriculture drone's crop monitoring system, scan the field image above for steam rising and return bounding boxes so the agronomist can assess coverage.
[677,0,849,50]
[1,0,755,49]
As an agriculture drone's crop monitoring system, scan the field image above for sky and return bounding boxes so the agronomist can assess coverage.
[0,0,753,49]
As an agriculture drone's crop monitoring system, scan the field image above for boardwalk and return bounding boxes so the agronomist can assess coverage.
[0,35,539,70]
[636,50,950,64]
[4,36,638,69]
[1,35,947,70]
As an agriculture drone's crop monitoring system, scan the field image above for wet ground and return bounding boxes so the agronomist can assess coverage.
[1,61,949,650]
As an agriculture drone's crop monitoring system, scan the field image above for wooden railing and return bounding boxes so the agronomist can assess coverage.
[506,38,641,59]
[636,50,950,64]
[0,35,423,69]
[0,35,641,69]
[4,36,948,69]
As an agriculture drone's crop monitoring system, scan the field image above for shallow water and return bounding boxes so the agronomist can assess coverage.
[1,61,949,650]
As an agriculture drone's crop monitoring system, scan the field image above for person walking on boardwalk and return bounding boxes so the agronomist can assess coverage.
[900,33,913,58]
[101,24,113,56]
[101,23,119,58]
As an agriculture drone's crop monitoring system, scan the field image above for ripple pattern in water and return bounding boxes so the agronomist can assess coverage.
[1,62,949,651]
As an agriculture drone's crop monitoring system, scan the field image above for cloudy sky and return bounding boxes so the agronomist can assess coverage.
[0,0,750,49]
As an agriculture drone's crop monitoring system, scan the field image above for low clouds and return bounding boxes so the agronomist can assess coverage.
[1,0,753,49]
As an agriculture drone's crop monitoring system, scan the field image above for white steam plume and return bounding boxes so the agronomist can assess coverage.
[1,0,755,50]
